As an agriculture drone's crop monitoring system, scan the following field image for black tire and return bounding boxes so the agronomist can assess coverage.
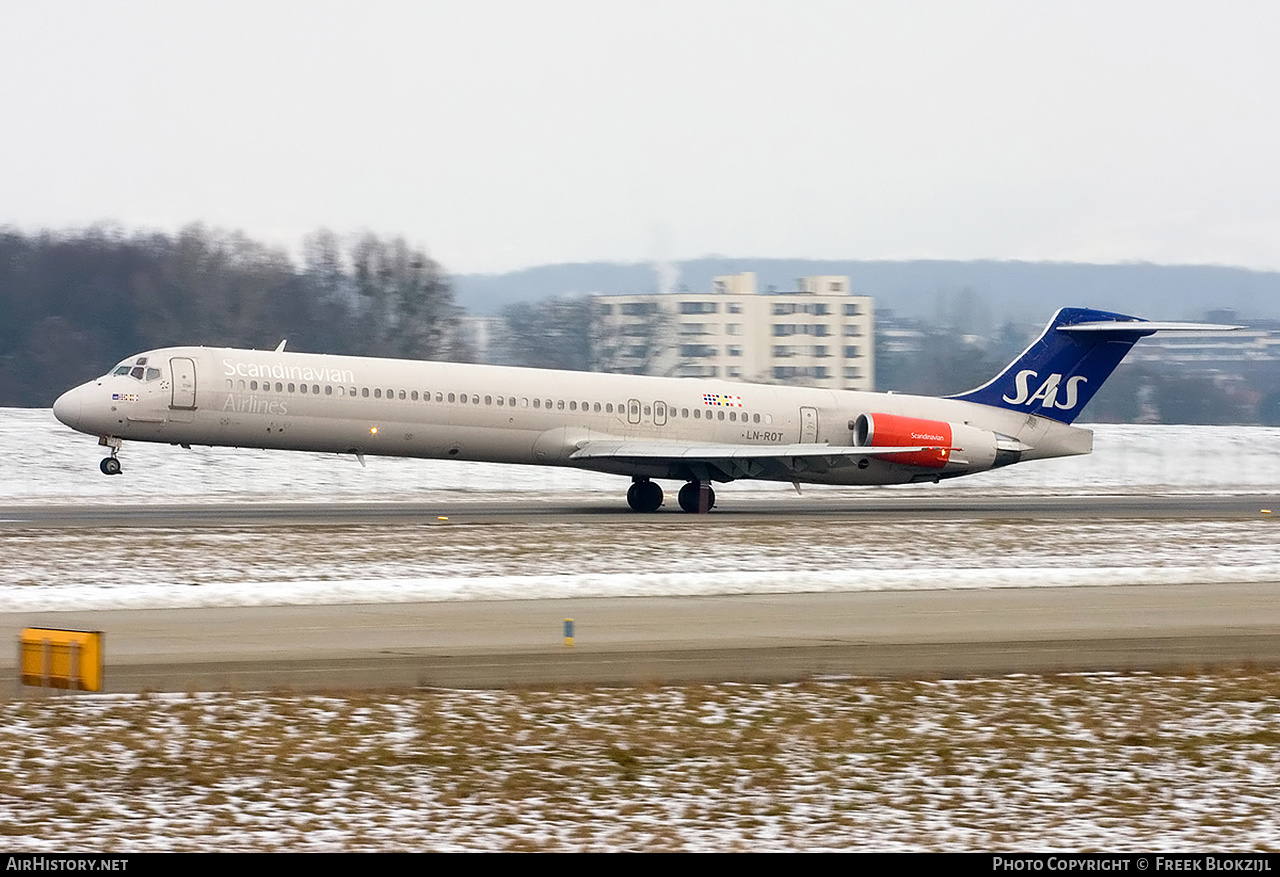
[677,481,716,513]
[100,457,122,476]
[626,480,664,512]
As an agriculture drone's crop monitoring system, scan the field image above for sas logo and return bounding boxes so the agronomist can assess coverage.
[1002,370,1086,410]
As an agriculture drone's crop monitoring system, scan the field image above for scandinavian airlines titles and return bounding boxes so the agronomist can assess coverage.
[1002,370,1086,410]
[222,358,355,385]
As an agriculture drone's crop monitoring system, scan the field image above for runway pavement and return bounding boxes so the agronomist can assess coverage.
[1,492,1276,528]
[3,494,1278,693]
[4,582,1279,693]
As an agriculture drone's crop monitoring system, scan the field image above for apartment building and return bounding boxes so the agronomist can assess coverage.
[596,272,875,390]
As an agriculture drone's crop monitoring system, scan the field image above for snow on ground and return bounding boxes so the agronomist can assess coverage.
[8,408,1280,504]
[3,672,1278,851]
[4,410,1280,612]
[5,411,1280,850]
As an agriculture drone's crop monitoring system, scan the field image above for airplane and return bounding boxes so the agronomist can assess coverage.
[51,307,1233,513]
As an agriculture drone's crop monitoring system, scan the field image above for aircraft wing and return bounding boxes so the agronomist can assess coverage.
[568,439,952,480]
[569,440,946,461]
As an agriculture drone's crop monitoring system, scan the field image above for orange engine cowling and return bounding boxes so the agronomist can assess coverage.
[853,412,953,469]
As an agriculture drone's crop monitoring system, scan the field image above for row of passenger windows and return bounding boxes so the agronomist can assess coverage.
[223,378,773,423]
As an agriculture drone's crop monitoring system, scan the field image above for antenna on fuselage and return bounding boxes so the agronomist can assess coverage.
[275,339,287,352]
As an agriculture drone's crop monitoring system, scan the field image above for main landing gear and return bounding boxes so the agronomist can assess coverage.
[677,481,716,513]
[98,436,123,476]
[627,478,717,513]
[626,479,664,512]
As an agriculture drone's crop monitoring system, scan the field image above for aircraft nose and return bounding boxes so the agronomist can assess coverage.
[53,386,83,430]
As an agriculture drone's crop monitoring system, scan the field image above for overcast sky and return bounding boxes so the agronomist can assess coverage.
[3,1,1278,275]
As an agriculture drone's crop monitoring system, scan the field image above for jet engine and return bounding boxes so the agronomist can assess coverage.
[853,412,999,472]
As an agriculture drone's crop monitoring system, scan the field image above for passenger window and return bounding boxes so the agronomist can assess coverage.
[398,390,406,400]
[534,398,541,409]
[301,384,309,394]
[362,388,369,398]
[449,393,456,403]
[485,395,492,405]
[594,403,601,412]
[570,401,577,411]
[753,413,760,423]
[497,396,504,407]
[288,383,296,393]
[509,397,516,407]
[557,400,565,410]
[374,388,381,398]
[718,411,725,421]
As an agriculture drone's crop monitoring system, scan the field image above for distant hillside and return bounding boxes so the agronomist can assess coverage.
[453,259,1280,322]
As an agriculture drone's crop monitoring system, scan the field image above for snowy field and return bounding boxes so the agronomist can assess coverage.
[6,410,1280,851]
[4,673,1278,852]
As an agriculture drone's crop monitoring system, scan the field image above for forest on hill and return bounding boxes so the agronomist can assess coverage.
[0,225,467,407]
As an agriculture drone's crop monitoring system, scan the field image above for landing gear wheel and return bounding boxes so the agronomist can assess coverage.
[677,481,716,513]
[100,457,122,476]
[626,480,664,512]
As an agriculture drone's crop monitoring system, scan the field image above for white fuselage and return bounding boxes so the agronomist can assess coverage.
[53,346,1093,487]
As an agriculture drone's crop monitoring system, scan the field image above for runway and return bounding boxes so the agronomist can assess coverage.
[3,493,1278,693]
[1,492,1276,528]
[3,583,1280,692]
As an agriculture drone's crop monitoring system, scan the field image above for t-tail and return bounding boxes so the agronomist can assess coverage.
[949,307,1237,425]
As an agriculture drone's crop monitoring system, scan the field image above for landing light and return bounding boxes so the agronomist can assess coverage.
[369,426,379,435]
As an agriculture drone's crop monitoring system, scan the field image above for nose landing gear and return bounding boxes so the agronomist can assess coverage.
[98,436,123,476]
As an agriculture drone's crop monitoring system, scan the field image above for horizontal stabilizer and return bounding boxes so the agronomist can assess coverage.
[1059,321,1242,333]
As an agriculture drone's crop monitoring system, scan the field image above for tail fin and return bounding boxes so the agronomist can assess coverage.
[948,307,1158,425]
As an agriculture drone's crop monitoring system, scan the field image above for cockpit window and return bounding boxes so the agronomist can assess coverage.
[110,356,158,381]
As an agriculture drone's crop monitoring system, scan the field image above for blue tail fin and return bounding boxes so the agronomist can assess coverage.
[948,307,1157,425]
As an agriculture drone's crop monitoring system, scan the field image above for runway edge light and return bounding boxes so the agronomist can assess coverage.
[19,628,105,692]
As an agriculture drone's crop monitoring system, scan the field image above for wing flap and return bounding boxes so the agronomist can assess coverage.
[569,440,952,461]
